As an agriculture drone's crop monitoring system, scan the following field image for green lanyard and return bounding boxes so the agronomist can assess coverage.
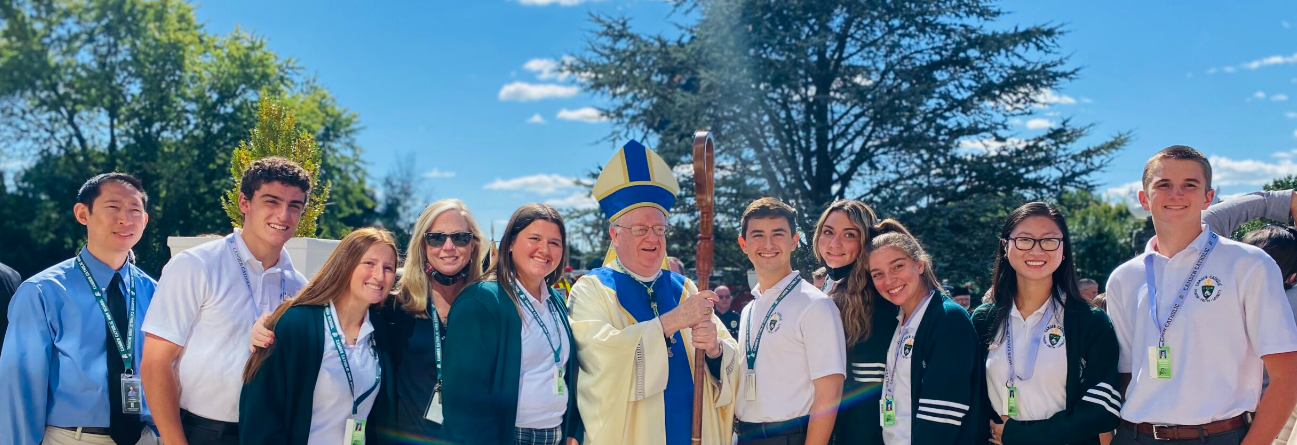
[744,277,801,370]
[518,285,564,367]
[426,296,444,388]
[324,304,382,415]
[76,254,136,373]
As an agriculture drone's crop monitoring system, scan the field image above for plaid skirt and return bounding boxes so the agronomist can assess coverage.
[514,426,562,445]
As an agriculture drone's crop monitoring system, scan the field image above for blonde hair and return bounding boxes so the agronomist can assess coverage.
[395,199,489,317]
[812,200,879,346]
[867,219,942,296]
[243,227,398,381]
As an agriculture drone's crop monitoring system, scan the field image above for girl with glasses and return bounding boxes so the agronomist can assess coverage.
[973,202,1121,445]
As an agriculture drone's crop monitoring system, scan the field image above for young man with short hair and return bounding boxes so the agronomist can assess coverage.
[0,173,158,445]
[1107,145,1297,445]
[141,158,312,445]
[734,197,846,445]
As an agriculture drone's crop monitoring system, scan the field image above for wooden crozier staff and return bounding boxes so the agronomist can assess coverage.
[691,130,715,445]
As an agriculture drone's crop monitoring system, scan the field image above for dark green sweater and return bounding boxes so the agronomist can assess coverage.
[833,295,899,444]
[239,304,395,445]
[971,294,1121,445]
[441,281,582,445]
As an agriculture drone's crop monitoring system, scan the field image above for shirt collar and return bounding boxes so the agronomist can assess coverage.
[611,257,660,283]
[515,278,551,306]
[231,228,295,274]
[328,301,374,344]
[1144,223,1212,259]
[78,246,127,288]
[752,270,801,301]
[895,289,935,324]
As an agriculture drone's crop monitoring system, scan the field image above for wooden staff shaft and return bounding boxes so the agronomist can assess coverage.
[691,131,715,444]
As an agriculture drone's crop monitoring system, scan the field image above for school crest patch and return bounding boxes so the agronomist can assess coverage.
[730,320,739,329]
[1195,275,1223,302]
[766,313,783,333]
[901,335,915,359]
[1043,324,1065,349]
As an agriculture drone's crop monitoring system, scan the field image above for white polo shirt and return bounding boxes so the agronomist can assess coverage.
[881,293,931,445]
[142,229,308,422]
[737,270,846,423]
[1107,225,1297,425]
[985,297,1068,421]
[515,282,571,429]
[308,303,379,445]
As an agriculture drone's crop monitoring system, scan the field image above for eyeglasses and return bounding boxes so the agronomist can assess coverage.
[717,294,732,300]
[426,231,474,248]
[1005,237,1063,252]
[614,224,669,237]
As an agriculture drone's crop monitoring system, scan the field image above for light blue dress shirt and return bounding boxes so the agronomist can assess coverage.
[0,247,156,445]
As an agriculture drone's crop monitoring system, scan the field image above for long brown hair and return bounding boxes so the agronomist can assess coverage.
[488,204,568,317]
[243,227,399,382]
[395,199,489,317]
[812,200,879,346]
[867,219,943,298]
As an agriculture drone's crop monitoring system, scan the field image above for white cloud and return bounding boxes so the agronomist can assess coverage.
[1252,91,1268,101]
[516,0,601,5]
[957,137,1028,154]
[1103,181,1148,218]
[484,173,579,195]
[1273,149,1297,159]
[1210,154,1297,186]
[1285,20,1292,29]
[523,57,575,81]
[1033,89,1077,106]
[1286,112,1297,118]
[1275,94,1290,102]
[422,168,456,179]
[527,113,546,124]
[993,88,1077,112]
[1213,52,1297,74]
[556,107,607,123]
[1025,118,1055,129]
[544,191,598,209]
[1224,66,1237,73]
[498,82,579,102]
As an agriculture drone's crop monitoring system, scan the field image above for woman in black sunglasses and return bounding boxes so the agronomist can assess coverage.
[250,198,491,444]
[972,202,1120,445]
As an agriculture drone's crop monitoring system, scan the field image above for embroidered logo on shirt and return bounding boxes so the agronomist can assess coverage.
[1044,324,1065,348]
[730,320,739,329]
[901,335,915,359]
[1195,275,1222,302]
[767,312,783,333]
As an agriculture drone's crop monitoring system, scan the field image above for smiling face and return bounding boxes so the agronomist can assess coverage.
[75,181,149,256]
[816,210,862,269]
[512,219,565,289]
[238,181,307,250]
[868,245,928,308]
[739,216,799,278]
[1006,216,1065,284]
[609,207,668,276]
[1139,158,1214,228]
[349,244,398,305]
[424,210,476,276]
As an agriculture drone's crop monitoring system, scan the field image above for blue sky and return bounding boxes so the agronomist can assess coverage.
[192,0,1297,235]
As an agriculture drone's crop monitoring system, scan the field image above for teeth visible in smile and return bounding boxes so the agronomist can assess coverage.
[365,284,382,291]
[269,223,288,231]
[1165,206,1187,210]
[758,253,778,258]
[1026,261,1046,266]
[887,285,905,295]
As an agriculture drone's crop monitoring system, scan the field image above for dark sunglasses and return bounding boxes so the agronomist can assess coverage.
[426,231,474,248]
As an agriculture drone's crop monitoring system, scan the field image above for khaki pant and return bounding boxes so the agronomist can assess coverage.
[42,425,161,445]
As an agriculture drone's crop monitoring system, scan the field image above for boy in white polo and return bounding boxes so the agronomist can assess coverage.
[139,158,312,445]
[734,197,846,445]
[1107,145,1297,444]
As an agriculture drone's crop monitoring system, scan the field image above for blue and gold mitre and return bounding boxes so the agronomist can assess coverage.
[592,140,680,221]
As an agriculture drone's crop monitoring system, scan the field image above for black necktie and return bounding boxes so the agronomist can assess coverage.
[105,273,142,445]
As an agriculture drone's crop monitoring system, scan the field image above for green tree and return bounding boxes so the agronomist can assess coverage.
[0,0,377,277]
[570,0,1129,286]
[1236,175,1297,237]
[1058,190,1142,289]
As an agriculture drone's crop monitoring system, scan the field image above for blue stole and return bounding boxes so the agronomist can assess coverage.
[591,267,694,445]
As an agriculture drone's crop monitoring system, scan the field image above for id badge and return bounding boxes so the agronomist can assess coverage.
[553,366,566,396]
[744,371,757,401]
[120,373,143,414]
[343,418,366,445]
[1006,386,1019,417]
[1148,346,1172,379]
[880,397,896,427]
[424,384,444,424]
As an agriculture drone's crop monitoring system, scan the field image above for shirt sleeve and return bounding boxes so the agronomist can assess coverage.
[1241,257,1297,357]
[800,297,846,380]
[141,253,208,346]
[0,282,53,445]
[1105,267,1136,374]
[1202,190,1294,235]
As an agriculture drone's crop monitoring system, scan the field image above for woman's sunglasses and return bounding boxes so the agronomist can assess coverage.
[426,231,474,248]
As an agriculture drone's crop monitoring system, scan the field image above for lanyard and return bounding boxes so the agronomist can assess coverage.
[518,285,565,367]
[426,294,444,385]
[1004,294,1059,386]
[76,254,136,373]
[1145,232,1218,348]
[324,304,382,415]
[745,276,802,370]
[227,237,287,314]
[883,291,933,399]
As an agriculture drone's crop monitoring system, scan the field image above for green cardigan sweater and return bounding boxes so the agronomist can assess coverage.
[971,294,1121,445]
[239,304,396,445]
[441,281,582,445]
